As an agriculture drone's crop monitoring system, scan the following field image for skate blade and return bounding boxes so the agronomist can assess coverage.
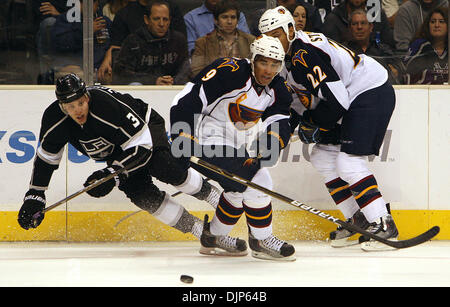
[251,251,296,262]
[330,237,360,248]
[199,246,248,257]
[360,237,398,252]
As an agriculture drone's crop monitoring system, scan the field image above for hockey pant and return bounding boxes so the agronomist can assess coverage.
[309,144,388,222]
[118,147,202,234]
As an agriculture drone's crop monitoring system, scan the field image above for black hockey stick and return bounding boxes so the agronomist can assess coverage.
[31,155,149,227]
[190,157,440,249]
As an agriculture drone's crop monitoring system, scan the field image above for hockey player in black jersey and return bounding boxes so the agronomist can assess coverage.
[259,6,399,251]
[170,35,296,261]
[17,73,242,252]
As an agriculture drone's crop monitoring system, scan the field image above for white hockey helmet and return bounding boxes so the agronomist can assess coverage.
[250,34,285,73]
[258,6,296,43]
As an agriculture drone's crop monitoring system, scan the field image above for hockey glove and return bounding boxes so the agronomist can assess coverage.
[289,108,302,134]
[18,189,46,230]
[298,115,322,144]
[84,165,125,198]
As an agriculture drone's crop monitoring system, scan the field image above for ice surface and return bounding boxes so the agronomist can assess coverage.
[0,241,448,287]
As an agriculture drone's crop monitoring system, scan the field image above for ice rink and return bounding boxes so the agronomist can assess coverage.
[0,240,449,287]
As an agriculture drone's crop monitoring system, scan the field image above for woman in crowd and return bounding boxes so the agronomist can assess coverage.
[403,6,448,84]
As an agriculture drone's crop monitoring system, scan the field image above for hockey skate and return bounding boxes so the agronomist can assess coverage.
[360,214,399,251]
[329,210,370,247]
[248,232,296,261]
[199,215,248,256]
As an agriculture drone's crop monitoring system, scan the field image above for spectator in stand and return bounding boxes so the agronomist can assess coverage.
[382,0,406,28]
[322,0,395,48]
[112,0,189,85]
[50,0,112,80]
[97,0,185,84]
[190,0,255,77]
[291,3,313,31]
[249,0,323,36]
[403,6,448,84]
[184,0,251,55]
[344,9,402,84]
[393,0,448,53]
[102,0,129,21]
[32,1,72,80]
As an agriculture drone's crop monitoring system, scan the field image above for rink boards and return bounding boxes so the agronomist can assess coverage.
[0,85,449,241]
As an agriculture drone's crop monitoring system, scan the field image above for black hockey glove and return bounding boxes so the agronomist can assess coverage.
[298,113,341,145]
[84,165,125,198]
[18,189,46,230]
[289,108,302,134]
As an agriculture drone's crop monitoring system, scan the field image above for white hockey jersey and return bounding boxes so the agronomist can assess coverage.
[283,31,388,126]
[170,57,292,150]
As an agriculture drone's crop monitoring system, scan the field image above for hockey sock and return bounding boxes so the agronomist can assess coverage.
[243,202,273,240]
[151,194,202,234]
[325,177,359,219]
[210,192,243,236]
[349,175,388,222]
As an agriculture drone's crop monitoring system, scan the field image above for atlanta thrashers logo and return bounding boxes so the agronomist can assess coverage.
[292,49,308,68]
[228,93,263,130]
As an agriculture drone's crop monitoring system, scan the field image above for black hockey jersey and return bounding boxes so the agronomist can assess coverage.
[170,57,293,150]
[30,86,167,190]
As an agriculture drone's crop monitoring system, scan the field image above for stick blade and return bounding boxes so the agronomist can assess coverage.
[392,226,440,249]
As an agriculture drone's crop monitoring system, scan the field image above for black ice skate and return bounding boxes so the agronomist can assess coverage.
[329,210,370,247]
[360,214,399,251]
[199,215,248,256]
[248,232,296,261]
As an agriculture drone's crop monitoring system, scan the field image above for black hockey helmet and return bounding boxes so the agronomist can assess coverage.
[55,73,87,103]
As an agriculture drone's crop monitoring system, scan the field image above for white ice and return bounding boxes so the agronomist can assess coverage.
[0,241,449,287]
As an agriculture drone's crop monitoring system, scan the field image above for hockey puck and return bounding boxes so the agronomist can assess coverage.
[180,274,194,283]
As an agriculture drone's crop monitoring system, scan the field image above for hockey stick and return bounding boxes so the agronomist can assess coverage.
[190,157,440,249]
[31,155,148,227]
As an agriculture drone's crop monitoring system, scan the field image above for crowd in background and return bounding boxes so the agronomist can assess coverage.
[0,0,448,85]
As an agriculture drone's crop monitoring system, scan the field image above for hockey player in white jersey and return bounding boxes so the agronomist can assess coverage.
[17,73,232,251]
[259,6,399,250]
[170,35,296,260]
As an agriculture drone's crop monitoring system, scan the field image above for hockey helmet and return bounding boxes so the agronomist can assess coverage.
[55,73,87,103]
[250,34,285,74]
[258,6,296,43]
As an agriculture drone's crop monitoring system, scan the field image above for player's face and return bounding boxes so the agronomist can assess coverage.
[265,26,292,53]
[253,56,282,86]
[62,94,90,125]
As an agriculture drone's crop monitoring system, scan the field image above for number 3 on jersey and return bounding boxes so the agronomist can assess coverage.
[306,66,327,89]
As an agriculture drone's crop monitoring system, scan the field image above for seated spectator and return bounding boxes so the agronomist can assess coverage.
[382,0,404,28]
[184,0,250,55]
[112,0,189,85]
[344,9,402,83]
[32,1,71,80]
[394,0,448,53]
[249,0,323,36]
[403,6,448,84]
[190,0,255,77]
[322,0,395,48]
[50,0,112,80]
[291,3,313,31]
[97,0,185,84]
[102,0,129,21]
